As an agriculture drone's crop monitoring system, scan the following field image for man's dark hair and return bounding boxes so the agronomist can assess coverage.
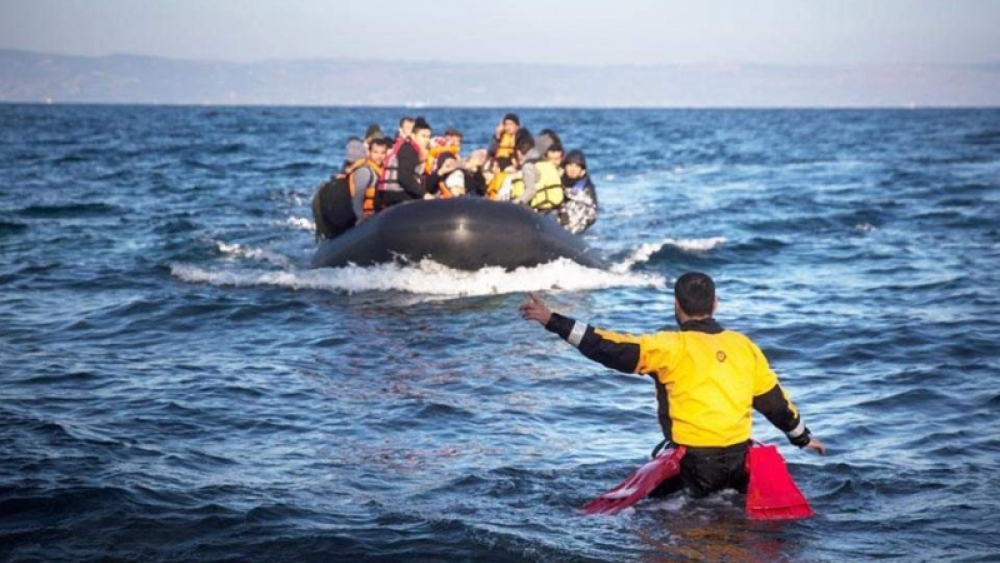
[515,128,534,155]
[538,128,562,146]
[413,117,431,133]
[399,117,414,127]
[674,272,716,317]
[503,113,520,126]
[369,138,391,150]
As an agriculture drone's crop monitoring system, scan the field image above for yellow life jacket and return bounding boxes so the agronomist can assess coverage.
[528,160,564,211]
[495,132,516,159]
[486,171,508,200]
[486,171,524,201]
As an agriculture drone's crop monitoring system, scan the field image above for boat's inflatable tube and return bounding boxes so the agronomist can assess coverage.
[311,198,603,271]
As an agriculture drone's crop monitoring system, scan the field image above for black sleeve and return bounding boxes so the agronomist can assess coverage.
[654,379,673,440]
[466,169,487,197]
[426,171,442,195]
[396,146,426,198]
[753,384,812,447]
[586,178,598,208]
[544,313,641,374]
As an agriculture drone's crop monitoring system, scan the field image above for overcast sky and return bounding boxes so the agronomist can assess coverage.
[1,0,998,66]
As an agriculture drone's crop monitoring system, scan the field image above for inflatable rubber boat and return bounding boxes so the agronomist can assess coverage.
[311,198,603,271]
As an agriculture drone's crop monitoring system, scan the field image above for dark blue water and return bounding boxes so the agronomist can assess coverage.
[2,105,999,562]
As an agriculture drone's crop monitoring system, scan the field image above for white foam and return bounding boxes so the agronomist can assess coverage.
[215,241,293,268]
[171,258,663,297]
[611,237,726,273]
[286,216,315,231]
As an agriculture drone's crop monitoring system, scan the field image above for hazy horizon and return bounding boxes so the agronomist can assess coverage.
[2,1,999,67]
[5,46,1000,70]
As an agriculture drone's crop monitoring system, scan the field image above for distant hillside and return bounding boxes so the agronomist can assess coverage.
[1,49,999,107]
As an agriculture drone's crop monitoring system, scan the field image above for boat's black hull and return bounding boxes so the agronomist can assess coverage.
[311,198,603,271]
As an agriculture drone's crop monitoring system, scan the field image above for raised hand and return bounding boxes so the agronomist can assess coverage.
[519,292,552,326]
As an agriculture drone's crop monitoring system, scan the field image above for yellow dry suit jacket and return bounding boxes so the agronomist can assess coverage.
[544,314,812,449]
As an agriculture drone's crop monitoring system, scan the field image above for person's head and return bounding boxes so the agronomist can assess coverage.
[444,127,463,146]
[444,169,466,196]
[365,124,384,143]
[533,129,557,157]
[546,142,564,168]
[563,149,588,179]
[345,137,366,164]
[398,117,415,139]
[502,113,520,135]
[673,272,717,322]
[538,128,562,147]
[368,138,391,166]
[515,132,536,163]
[435,151,457,174]
[411,117,432,150]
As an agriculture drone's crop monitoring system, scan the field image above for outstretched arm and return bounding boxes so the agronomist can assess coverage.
[520,293,651,374]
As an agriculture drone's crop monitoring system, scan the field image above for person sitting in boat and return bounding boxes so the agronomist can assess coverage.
[513,132,565,216]
[377,117,433,210]
[485,157,519,201]
[363,124,384,155]
[557,149,599,234]
[425,127,462,175]
[355,138,390,221]
[463,149,489,197]
[489,113,520,169]
[395,117,414,141]
[428,152,466,199]
[312,137,387,240]
[335,137,366,173]
[537,129,565,173]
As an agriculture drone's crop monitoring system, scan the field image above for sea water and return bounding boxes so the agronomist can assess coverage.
[1,105,999,562]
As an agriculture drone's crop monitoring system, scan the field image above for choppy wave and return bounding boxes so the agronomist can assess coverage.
[285,216,315,231]
[610,237,726,273]
[4,105,1000,563]
[16,202,122,218]
[214,241,293,269]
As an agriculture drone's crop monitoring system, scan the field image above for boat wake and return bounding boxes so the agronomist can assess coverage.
[172,256,663,297]
[173,233,730,297]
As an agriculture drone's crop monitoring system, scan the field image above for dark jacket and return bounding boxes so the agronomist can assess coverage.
[395,142,426,200]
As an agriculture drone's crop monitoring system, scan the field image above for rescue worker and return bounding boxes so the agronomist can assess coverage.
[518,272,826,499]
[513,133,564,214]
[490,113,520,169]
[558,149,598,234]
[378,117,433,210]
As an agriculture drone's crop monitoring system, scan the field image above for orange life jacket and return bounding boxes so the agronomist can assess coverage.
[355,159,384,219]
[425,138,461,175]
